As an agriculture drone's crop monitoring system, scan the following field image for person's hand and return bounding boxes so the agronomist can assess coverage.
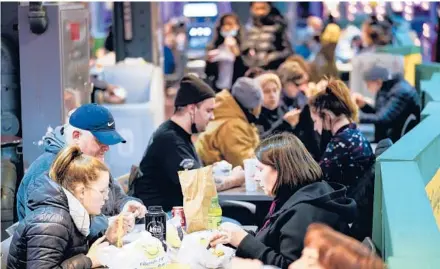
[316,79,328,92]
[224,36,238,47]
[209,222,248,248]
[122,200,147,219]
[224,37,239,55]
[104,84,125,104]
[283,109,301,126]
[105,213,135,244]
[231,166,245,183]
[214,164,244,191]
[229,257,263,269]
[352,92,366,108]
[230,166,245,188]
[213,160,233,170]
[207,49,220,62]
[305,82,317,98]
[86,236,109,268]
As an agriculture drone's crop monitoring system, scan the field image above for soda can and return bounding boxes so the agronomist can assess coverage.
[172,206,187,230]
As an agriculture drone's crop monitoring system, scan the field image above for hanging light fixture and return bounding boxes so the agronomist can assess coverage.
[404,13,413,21]
[348,14,355,21]
[391,2,404,12]
[348,5,357,14]
[364,5,373,14]
[423,23,430,38]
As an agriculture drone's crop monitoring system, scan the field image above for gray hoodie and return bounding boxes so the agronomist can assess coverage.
[16,125,141,242]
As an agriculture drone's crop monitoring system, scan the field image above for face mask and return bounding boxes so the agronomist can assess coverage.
[319,129,333,155]
[190,107,199,134]
[220,29,238,38]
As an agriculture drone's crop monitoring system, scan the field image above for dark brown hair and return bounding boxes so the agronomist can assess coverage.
[245,67,265,78]
[255,133,322,196]
[49,146,109,191]
[304,223,386,269]
[362,15,393,46]
[207,13,242,51]
[309,77,359,122]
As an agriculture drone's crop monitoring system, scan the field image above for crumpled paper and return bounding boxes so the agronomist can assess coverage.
[176,231,235,269]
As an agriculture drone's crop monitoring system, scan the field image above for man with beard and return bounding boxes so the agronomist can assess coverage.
[133,74,244,212]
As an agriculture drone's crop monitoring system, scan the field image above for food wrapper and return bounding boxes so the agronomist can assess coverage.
[178,166,217,233]
[176,231,235,269]
[213,161,232,180]
[166,217,186,262]
[97,231,170,269]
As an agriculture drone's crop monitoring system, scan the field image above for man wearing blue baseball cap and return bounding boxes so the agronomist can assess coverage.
[68,103,126,161]
[16,103,146,243]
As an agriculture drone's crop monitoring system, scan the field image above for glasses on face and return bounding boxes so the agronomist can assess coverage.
[88,186,110,198]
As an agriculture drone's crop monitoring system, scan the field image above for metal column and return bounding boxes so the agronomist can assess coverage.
[18,3,90,167]
[112,2,162,66]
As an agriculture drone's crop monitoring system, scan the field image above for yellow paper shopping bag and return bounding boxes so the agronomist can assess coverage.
[178,165,217,233]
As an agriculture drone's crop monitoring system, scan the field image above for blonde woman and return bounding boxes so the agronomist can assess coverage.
[8,146,133,268]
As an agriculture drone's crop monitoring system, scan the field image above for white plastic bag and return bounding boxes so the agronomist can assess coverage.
[166,216,186,262]
[97,231,169,269]
[176,231,235,269]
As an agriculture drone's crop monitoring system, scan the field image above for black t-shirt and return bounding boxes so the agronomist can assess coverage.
[133,120,202,212]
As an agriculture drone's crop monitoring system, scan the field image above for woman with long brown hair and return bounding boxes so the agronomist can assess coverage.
[8,146,133,269]
[209,132,357,269]
[205,12,247,92]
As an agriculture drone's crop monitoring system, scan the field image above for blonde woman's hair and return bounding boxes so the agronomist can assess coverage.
[49,145,109,191]
[256,72,282,91]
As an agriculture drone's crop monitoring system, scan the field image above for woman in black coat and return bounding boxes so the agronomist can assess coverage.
[7,146,132,269]
[205,13,247,93]
[209,133,357,269]
[242,2,293,71]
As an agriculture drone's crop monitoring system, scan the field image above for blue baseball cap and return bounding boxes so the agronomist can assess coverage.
[69,104,126,145]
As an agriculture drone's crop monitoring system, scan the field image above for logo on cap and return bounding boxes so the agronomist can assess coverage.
[69,104,126,145]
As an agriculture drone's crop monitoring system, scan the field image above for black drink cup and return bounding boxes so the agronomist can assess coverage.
[145,206,167,248]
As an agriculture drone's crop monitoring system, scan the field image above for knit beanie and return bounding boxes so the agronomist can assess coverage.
[231,77,263,110]
[363,64,392,82]
[174,74,216,107]
[321,23,341,45]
